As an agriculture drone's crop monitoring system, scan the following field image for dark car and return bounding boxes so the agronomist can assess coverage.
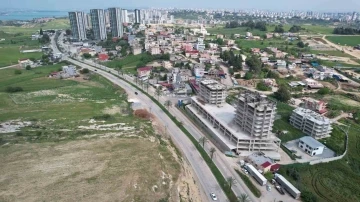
[135,92,138,95]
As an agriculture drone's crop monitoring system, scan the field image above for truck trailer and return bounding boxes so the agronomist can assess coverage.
[245,164,267,186]
[274,174,301,199]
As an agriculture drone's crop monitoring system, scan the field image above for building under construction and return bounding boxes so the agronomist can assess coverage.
[185,81,281,159]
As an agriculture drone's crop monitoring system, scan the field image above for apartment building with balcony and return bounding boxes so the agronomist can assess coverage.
[290,107,332,139]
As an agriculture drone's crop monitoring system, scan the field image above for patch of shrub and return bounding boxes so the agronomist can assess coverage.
[6,86,23,93]
[92,114,112,120]
[14,69,22,75]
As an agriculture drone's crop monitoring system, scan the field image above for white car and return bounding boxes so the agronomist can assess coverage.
[210,192,218,201]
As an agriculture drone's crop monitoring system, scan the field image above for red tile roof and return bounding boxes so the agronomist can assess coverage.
[186,50,199,54]
[270,164,280,171]
[261,161,272,168]
[137,66,152,72]
[98,54,109,61]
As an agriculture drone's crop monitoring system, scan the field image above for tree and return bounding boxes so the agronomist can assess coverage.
[225,177,237,192]
[237,194,250,202]
[297,41,305,48]
[80,68,90,74]
[246,55,262,74]
[244,72,253,80]
[274,25,285,33]
[65,29,71,36]
[198,137,208,148]
[155,87,162,100]
[39,28,43,35]
[317,87,331,95]
[289,25,302,33]
[25,65,31,70]
[117,65,123,75]
[83,53,92,59]
[274,85,291,102]
[164,100,172,109]
[209,147,216,160]
[39,34,50,44]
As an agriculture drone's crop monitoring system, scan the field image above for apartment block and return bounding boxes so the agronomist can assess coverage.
[68,11,87,40]
[235,91,277,138]
[134,9,141,24]
[109,8,123,38]
[90,9,107,40]
[199,80,227,105]
[290,107,332,139]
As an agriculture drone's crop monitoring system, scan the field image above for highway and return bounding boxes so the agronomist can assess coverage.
[51,34,229,202]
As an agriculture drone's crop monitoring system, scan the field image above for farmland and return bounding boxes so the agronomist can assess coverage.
[0,18,70,34]
[326,36,360,46]
[0,64,182,202]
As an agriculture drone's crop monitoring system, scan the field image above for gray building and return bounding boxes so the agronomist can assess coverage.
[90,9,107,40]
[68,11,87,41]
[290,107,332,139]
[109,7,123,38]
[235,91,277,138]
[134,9,141,24]
[185,85,281,159]
[199,80,227,105]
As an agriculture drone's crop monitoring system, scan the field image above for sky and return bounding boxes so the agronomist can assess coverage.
[2,0,360,12]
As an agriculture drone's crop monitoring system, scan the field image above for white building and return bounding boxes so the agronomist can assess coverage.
[109,8,123,38]
[68,11,87,41]
[298,136,325,156]
[90,9,107,40]
[121,9,128,23]
[150,46,161,55]
[290,107,332,139]
[62,65,77,77]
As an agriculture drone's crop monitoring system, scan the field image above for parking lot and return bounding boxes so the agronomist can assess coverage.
[284,139,336,163]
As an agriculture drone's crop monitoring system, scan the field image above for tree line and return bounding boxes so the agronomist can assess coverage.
[225,20,267,31]
[333,27,360,35]
[219,50,243,71]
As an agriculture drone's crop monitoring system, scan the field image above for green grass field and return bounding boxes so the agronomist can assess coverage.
[207,24,334,36]
[278,120,360,202]
[0,18,70,35]
[104,54,148,74]
[326,36,360,46]
[0,46,43,67]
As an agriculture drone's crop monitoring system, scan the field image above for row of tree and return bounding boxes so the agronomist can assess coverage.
[333,27,360,35]
[225,20,267,31]
[219,50,243,71]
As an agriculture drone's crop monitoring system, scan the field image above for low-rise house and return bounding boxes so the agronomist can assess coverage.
[226,39,235,46]
[216,34,224,39]
[276,60,287,69]
[302,78,324,89]
[162,61,172,69]
[132,46,142,55]
[137,66,152,78]
[302,97,327,114]
[150,46,161,55]
[298,136,325,156]
[62,65,77,77]
[98,53,109,61]
[185,50,199,58]
[18,59,32,68]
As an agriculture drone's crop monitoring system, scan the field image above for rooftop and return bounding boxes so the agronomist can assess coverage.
[238,91,277,112]
[200,79,226,91]
[300,136,325,148]
[293,107,331,125]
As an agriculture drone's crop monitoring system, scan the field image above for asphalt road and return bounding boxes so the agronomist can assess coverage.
[51,34,228,202]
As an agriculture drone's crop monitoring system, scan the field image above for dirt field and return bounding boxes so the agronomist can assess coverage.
[0,137,181,202]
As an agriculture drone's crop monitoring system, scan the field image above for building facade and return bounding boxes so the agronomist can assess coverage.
[134,9,141,24]
[290,107,332,139]
[90,9,107,40]
[199,80,227,105]
[121,9,128,23]
[68,11,87,41]
[109,7,123,38]
[235,91,277,138]
[298,136,324,156]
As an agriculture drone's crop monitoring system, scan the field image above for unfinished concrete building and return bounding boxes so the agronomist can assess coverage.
[290,107,332,139]
[235,91,277,138]
[185,85,281,159]
[199,79,227,105]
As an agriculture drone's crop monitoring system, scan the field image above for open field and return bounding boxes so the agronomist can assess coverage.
[326,36,360,46]
[0,31,43,67]
[309,50,355,58]
[104,54,146,74]
[278,120,360,202]
[207,24,334,36]
[0,63,182,201]
[0,18,70,35]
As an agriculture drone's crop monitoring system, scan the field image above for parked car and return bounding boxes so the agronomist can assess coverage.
[275,185,285,195]
[135,92,138,95]
[210,193,218,201]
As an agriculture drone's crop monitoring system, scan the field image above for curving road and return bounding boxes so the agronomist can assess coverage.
[51,34,229,202]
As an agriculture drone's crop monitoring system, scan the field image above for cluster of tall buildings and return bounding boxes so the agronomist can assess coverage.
[68,8,142,41]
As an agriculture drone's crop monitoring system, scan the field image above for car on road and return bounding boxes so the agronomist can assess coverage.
[94,69,97,71]
[210,193,218,201]
[135,92,138,95]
